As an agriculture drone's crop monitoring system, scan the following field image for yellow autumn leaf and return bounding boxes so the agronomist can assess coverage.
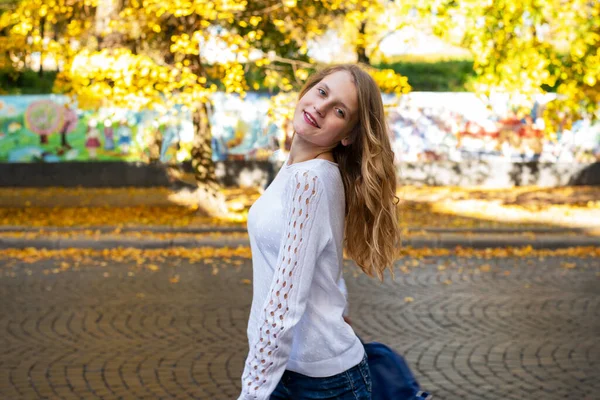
[146,264,160,271]
[561,262,576,269]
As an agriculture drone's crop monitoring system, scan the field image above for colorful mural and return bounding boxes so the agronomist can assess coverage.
[0,93,598,164]
[0,95,195,163]
[384,92,600,163]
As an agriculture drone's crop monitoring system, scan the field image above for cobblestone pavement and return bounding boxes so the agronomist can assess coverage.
[0,255,598,400]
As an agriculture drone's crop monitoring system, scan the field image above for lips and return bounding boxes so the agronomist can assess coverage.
[303,111,320,128]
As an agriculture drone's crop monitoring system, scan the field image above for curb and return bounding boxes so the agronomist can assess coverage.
[0,225,595,235]
[0,225,248,234]
[404,234,600,250]
[1,234,598,250]
[0,236,250,250]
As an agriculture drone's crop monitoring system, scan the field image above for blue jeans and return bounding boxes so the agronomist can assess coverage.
[270,355,372,399]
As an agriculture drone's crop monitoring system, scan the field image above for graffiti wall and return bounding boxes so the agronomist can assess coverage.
[0,95,194,163]
[384,92,600,164]
[1,92,598,164]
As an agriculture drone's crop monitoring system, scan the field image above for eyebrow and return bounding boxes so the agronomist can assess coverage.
[321,82,351,113]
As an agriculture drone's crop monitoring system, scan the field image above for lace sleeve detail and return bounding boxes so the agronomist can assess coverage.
[239,170,326,399]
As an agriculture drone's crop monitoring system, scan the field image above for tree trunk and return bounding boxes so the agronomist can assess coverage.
[60,124,71,148]
[356,21,370,65]
[148,128,162,163]
[38,16,46,77]
[357,46,370,65]
[190,102,227,216]
[60,133,70,147]
[191,102,217,185]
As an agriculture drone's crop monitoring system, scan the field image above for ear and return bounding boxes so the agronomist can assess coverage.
[342,123,360,146]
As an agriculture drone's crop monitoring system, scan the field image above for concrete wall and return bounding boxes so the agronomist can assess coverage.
[398,161,600,186]
[0,161,597,188]
[0,162,172,187]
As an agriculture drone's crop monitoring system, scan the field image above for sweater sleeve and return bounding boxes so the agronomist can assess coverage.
[238,169,327,399]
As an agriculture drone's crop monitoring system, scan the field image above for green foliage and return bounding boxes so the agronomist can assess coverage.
[0,69,58,94]
[4,61,480,94]
[376,59,475,92]
[428,0,600,135]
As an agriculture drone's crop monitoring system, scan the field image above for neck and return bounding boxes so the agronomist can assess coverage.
[288,133,334,165]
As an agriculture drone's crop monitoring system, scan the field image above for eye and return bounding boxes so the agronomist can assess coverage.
[318,88,326,96]
[336,108,345,118]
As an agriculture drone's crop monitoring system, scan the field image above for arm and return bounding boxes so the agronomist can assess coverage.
[238,170,327,399]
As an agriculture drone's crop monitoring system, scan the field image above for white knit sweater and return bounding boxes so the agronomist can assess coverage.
[238,158,365,399]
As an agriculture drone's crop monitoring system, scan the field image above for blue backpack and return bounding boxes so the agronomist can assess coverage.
[362,341,432,400]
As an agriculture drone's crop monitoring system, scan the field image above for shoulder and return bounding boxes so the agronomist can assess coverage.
[287,164,343,211]
[289,163,341,191]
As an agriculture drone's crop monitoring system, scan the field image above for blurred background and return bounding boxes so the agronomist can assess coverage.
[0,0,599,229]
[1,3,599,399]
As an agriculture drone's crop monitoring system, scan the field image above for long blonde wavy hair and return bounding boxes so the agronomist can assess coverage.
[297,64,400,280]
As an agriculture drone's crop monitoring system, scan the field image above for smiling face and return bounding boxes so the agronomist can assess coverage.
[292,70,359,148]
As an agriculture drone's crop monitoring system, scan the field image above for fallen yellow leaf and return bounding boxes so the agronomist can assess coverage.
[561,262,576,269]
[146,264,160,271]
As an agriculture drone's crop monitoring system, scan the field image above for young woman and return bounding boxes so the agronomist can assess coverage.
[239,64,400,400]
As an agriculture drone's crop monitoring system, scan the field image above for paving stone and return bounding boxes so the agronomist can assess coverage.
[0,255,598,399]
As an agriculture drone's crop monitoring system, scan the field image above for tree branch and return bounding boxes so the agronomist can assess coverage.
[268,54,314,68]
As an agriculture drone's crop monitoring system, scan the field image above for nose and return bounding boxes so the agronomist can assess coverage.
[313,104,324,118]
